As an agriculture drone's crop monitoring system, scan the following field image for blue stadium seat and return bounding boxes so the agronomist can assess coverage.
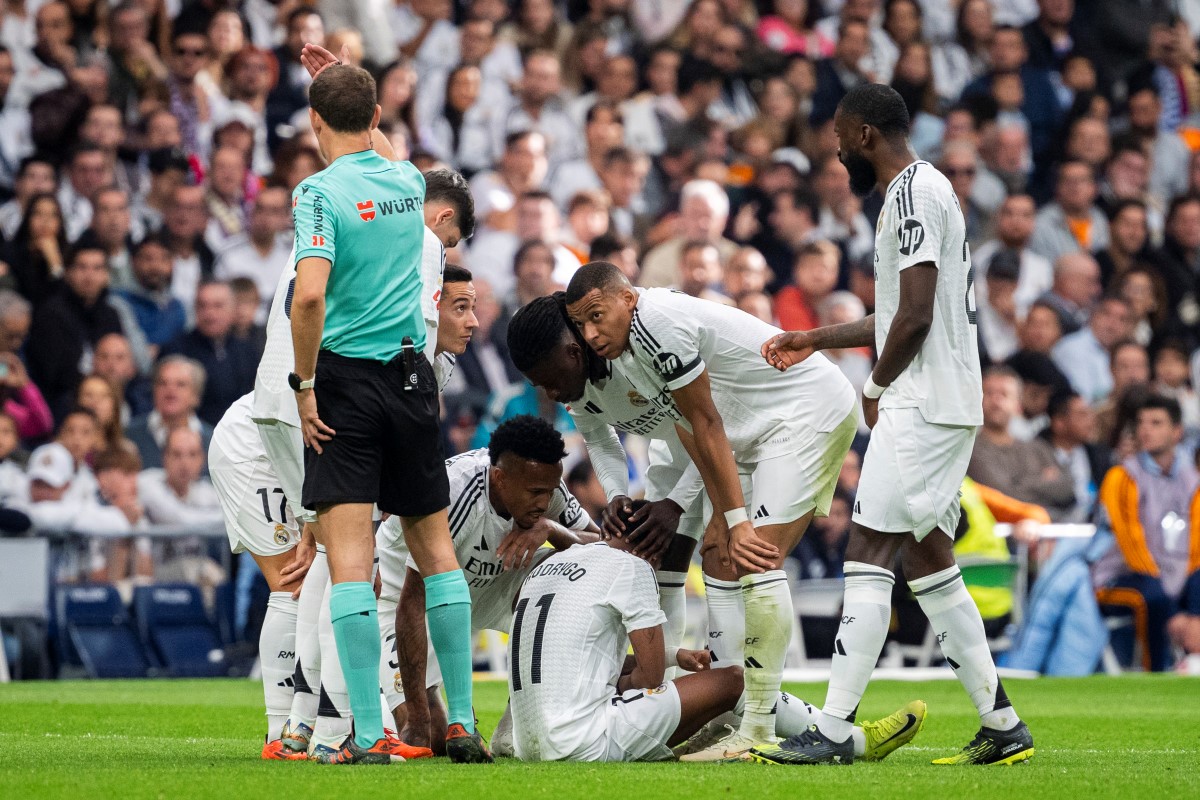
[55,585,151,678]
[213,582,237,646]
[132,584,228,677]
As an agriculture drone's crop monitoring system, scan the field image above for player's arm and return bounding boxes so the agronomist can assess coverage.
[860,263,937,428]
[622,459,700,564]
[497,485,600,569]
[395,565,433,747]
[763,314,876,371]
[291,256,335,450]
[618,624,667,692]
[671,372,779,573]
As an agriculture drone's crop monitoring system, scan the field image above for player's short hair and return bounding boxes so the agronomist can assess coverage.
[564,261,629,305]
[1138,393,1182,426]
[423,168,476,239]
[309,65,377,134]
[488,414,567,466]
[442,264,472,285]
[837,83,911,138]
[507,292,609,382]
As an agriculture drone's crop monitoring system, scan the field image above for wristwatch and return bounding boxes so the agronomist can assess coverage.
[288,372,315,392]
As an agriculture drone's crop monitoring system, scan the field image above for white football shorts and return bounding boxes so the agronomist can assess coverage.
[209,436,299,556]
[256,418,315,524]
[644,439,704,540]
[852,406,977,541]
[602,681,681,762]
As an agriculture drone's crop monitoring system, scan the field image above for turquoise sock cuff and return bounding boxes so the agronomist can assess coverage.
[329,581,375,622]
[425,569,471,609]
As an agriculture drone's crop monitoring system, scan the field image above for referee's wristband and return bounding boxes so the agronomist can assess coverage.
[724,507,749,527]
[863,375,888,399]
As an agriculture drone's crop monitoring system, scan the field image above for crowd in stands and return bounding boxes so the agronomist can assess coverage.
[0,0,1199,671]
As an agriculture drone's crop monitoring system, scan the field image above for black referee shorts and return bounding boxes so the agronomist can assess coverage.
[302,349,450,517]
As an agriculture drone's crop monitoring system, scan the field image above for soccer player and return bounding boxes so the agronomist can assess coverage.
[384,415,599,753]
[509,533,924,763]
[757,83,1033,765]
[562,263,860,760]
[506,293,740,680]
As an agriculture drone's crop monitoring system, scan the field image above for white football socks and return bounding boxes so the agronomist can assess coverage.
[312,580,352,749]
[736,691,866,755]
[657,570,688,678]
[286,547,327,732]
[739,570,792,742]
[819,562,894,742]
[704,577,745,670]
[260,592,298,741]
[910,565,1019,731]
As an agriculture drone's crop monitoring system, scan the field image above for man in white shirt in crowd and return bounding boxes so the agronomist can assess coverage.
[971,194,1054,318]
[214,186,293,323]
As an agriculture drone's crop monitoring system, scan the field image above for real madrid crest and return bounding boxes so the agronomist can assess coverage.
[273,524,291,546]
[628,390,648,407]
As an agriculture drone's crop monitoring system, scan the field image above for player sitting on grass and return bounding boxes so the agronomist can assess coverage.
[509,515,925,763]
[506,293,742,690]
[562,262,859,760]
[383,414,600,757]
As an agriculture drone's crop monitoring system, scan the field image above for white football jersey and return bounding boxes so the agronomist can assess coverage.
[251,227,447,426]
[874,161,983,426]
[212,392,267,464]
[622,289,856,461]
[510,542,665,762]
[378,447,591,621]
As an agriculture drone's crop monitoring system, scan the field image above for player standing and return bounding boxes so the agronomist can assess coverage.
[562,264,860,760]
[756,83,1033,765]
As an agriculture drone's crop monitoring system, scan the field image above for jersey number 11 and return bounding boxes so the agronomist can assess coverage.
[510,593,555,691]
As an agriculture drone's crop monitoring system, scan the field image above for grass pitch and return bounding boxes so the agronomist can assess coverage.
[1,676,1196,799]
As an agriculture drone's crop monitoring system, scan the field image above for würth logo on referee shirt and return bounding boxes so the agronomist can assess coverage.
[357,200,376,221]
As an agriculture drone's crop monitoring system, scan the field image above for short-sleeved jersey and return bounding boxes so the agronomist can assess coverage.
[510,543,665,762]
[622,289,856,461]
[252,227,447,426]
[874,161,982,426]
[292,150,427,362]
[378,447,590,598]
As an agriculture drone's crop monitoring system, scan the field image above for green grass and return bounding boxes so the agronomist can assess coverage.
[1,676,1197,799]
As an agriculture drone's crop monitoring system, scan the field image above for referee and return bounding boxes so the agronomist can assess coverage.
[289,62,484,764]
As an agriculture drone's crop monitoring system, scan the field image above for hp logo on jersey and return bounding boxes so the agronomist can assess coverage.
[897,219,925,256]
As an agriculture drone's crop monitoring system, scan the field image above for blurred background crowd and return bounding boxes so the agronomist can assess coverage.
[1,0,1199,674]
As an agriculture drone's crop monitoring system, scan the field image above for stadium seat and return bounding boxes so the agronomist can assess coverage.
[55,585,151,679]
[1096,589,1150,672]
[132,584,228,677]
[212,582,237,646]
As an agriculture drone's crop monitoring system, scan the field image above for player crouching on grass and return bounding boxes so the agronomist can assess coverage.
[509,506,925,763]
[381,414,600,757]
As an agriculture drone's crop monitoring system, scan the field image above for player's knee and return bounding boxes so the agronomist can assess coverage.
[718,665,744,704]
[845,527,901,568]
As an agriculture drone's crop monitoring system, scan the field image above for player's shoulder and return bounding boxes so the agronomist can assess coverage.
[446,447,490,480]
[910,161,955,199]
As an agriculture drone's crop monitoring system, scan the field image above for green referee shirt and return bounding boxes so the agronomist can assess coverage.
[292,149,427,362]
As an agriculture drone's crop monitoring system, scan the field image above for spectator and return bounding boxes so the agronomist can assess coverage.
[978,249,1023,363]
[139,426,224,590]
[112,237,186,355]
[125,355,212,471]
[723,247,770,299]
[587,233,639,283]
[1112,265,1166,347]
[565,458,606,523]
[57,143,113,243]
[228,277,266,354]
[131,146,190,235]
[161,184,216,322]
[0,157,57,241]
[968,366,1076,517]
[598,146,650,240]
[812,154,874,265]
[1093,394,1200,671]
[266,7,323,150]
[392,0,458,79]
[1042,390,1111,522]
[1124,83,1192,209]
[75,373,127,452]
[816,290,872,430]
[708,24,757,129]
[1096,139,1162,241]
[497,239,557,327]
[775,239,840,332]
[1022,0,1099,74]
[26,246,146,420]
[92,332,150,421]
[756,0,832,58]
[1155,194,1200,334]
[497,49,579,169]
[7,192,67,309]
[7,2,72,109]
[1006,349,1071,440]
[166,26,227,159]
[677,240,732,305]
[1093,341,1154,448]
[1152,340,1200,437]
[161,280,256,426]
[90,445,152,583]
[219,46,276,176]
[736,290,775,324]
[1038,251,1102,335]
[1095,199,1152,288]
[1052,295,1134,403]
[468,129,548,237]
[0,410,30,511]
[567,52,637,129]
[78,187,137,290]
[468,190,580,296]
[988,119,1034,196]
[202,146,249,253]
[639,179,736,288]
[560,190,610,262]
[942,140,999,250]
[760,186,821,284]
[0,290,52,445]
[1029,159,1109,263]
[104,2,169,122]
[548,101,624,209]
[421,64,497,174]
[811,18,872,125]
[212,184,291,319]
[498,0,574,60]
[1020,299,1066,355]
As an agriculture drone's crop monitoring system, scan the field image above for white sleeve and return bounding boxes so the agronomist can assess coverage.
[607,557,667,633]
[665,461,703,512]
[571,410,630,501]
[548,481,590,530]
[895,171,948,272]
[631,299,705,391]
[434,353,456,392]
[420,229,446,362]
